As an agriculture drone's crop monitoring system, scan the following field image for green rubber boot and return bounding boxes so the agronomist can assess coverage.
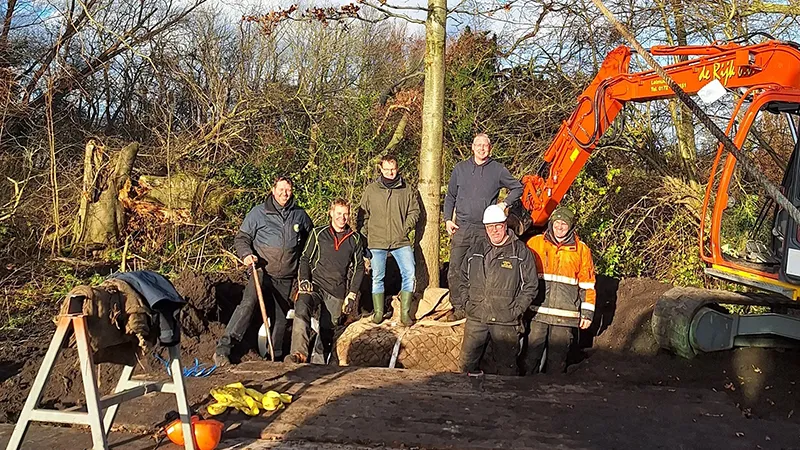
[372,293,385,324]
[400,291,414,326]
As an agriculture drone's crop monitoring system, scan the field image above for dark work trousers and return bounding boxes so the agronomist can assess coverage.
[527,321,574,374]
[447,223,486,311]
[290,289,344,364]
[460,319,521,376]
[216,268,293,360]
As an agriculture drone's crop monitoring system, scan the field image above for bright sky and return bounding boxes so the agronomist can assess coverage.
[213,0,526,38]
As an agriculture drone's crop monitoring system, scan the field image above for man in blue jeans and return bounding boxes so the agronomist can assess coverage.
[357,154,420,326]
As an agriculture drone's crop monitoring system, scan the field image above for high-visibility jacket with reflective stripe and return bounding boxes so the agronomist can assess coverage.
[526,232,596,327]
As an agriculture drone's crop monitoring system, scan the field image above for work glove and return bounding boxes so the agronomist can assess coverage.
[342,292,358,315]
[298,280,313,294]
[243,254,258,267]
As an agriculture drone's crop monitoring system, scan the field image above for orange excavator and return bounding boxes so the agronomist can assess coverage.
[520,38,800,358]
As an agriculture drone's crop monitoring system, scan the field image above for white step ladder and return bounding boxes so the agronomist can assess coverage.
[6,294,197,450]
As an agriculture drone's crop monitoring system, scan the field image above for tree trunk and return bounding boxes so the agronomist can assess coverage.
[668,0,700,186]
[72,142,140,248]
[385,110,409,152]
[416,0,446,291]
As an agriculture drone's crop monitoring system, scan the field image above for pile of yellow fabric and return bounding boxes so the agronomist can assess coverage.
[207,382,292,416]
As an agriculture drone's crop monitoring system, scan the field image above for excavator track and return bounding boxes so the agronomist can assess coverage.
[652,287,800,358]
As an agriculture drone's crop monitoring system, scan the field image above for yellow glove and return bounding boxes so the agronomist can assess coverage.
[206,382,293,416]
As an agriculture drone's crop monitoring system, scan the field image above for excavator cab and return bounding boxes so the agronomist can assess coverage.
[655,94,800,358]
[702,94,800,299]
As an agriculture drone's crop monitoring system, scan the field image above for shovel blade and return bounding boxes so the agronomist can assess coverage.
[257,324,269,358]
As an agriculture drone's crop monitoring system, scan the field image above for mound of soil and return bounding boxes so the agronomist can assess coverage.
[0,269,254,424]
[588,276,673,355]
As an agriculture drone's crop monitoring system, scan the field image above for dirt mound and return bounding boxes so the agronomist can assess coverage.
[589,277,672,355]
[0,269,252,424]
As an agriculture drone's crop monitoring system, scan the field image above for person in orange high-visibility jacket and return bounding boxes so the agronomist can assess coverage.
[525,207,596,373]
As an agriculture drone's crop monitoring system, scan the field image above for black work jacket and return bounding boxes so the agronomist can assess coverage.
[299,225,365,299]
[459,233,538,325]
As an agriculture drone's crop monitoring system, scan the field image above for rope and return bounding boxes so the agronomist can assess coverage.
[589,0,800,225]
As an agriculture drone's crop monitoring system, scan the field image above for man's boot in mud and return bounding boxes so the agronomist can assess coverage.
[372,293,385,324]
[400,291,414,326]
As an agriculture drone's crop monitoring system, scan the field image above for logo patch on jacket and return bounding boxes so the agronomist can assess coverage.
[293,224,300,232]
[500,260,513,269]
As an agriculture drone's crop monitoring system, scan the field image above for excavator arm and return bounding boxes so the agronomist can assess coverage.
[523,40,800,226]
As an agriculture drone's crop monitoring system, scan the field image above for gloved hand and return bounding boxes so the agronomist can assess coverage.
[298,280,313,294]
[243,254,258,267]
[342,292,357,314]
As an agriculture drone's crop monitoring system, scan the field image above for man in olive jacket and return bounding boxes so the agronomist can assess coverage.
[215,176,313,366]
[357,154,420,326]
[459,205,538,376]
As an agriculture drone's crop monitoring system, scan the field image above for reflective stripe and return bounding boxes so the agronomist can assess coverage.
[542,274,578,285]
[580,302,595,312]
[531,306,581,318]
[579,281,596,290]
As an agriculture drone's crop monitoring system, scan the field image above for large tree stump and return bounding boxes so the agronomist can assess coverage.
[71,141,139,248]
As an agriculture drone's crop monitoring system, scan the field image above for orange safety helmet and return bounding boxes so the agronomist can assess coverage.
[165,415,224,450]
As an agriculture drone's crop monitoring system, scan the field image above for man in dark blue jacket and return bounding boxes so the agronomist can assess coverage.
[215,176,313,366]
[445,134,523,320]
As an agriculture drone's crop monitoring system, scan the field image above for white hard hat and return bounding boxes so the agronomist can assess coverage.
[482,204,507,224]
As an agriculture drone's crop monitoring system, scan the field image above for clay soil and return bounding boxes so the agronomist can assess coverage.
[1,272,799,446]
[0,269,259,423]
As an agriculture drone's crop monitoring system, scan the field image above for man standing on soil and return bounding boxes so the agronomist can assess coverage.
[357,154,420,326]
[445,134,523,321]
[525,207,596,373]
[215,176,313,366]
[287,199,365,364]
[459,205,538,376]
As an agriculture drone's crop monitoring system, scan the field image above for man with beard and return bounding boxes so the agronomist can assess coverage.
[525,207,596,373]
[287,199,365,364]
[215,176,313,366]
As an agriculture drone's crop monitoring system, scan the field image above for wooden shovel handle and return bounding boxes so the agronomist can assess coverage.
[251,262,275,361]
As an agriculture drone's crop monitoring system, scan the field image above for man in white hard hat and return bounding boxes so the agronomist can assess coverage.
[458,204,538,375]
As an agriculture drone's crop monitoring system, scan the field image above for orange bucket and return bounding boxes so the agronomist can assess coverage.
[165,415,224,450]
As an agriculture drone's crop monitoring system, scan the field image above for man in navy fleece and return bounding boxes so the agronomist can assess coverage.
[444,134,523,321]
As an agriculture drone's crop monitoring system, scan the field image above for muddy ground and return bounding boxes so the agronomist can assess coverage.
[0,271,798,438]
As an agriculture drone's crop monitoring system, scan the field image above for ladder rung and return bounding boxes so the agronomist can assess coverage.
[28,409,92,425]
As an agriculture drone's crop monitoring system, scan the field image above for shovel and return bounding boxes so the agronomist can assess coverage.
[251,262,275,361]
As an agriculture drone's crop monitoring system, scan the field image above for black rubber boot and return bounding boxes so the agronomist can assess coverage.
[372,293,385,324]
[400,291,414,326]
